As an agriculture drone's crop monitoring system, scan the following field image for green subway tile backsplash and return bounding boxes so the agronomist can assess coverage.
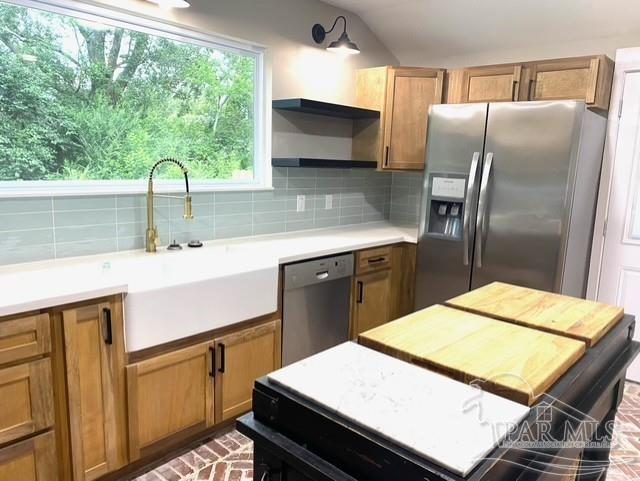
[0,167,409,266]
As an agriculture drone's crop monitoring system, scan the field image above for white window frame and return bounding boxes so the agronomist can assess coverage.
[0,0,270,197]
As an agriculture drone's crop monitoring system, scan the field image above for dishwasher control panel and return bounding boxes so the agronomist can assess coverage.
[284,253,354,291]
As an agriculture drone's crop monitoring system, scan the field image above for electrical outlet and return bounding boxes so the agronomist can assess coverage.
[325,194,333,210]
[297,195,305,212]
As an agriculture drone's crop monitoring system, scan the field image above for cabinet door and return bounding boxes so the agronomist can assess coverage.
[0,430,57,481]
[63,299,127,481]
[126,341,215,460]
[460,65,523,103]
[0,358,54,445]
[526,56,613,110]
[389,244,417,320]
[214,319,281,422]
[383,68,444,170]
[352,270,392,337]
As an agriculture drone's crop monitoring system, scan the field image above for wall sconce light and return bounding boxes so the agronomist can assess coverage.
[146,0,191,8]
[312,16,360,56]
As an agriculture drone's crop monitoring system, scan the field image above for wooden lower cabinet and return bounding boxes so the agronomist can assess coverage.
[351,243,417,338]
[0,358,54,445]
[0,313,50,366]
[0,430,57,481]
[389,243,417,320]
[351,270,392,337]
[126,341,215,460]
[62,298,128,481]
[214,319,282,422]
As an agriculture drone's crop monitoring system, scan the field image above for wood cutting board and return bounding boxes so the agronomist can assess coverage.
[445,282,624,347]
[358,304,586,406]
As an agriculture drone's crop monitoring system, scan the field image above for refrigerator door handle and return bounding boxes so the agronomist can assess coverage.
[475,152,494,269]
[463,152,480,266]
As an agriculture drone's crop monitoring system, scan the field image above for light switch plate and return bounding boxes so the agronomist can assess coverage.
[325,194,333,210]
[297,195,305,212]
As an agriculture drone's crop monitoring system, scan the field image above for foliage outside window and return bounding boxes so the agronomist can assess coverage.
[0,0,264,192]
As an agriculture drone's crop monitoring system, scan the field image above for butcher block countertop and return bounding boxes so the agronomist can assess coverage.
[358,304,586,406]
[445,282,624,347]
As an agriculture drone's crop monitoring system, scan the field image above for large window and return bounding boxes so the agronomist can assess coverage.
[0,0,265,194]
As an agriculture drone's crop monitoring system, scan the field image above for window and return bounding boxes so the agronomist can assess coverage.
[0,0,265,195]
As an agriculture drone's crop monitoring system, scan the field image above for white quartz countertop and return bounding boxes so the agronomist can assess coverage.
[0,222,416,317]
[268,342,531,477]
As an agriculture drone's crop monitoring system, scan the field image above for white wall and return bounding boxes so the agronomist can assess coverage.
[416,34,640,68]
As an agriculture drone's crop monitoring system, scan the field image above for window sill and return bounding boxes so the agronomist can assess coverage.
[0,182,274,198]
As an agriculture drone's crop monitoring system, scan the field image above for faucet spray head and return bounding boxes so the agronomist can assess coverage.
[184,195,193,220]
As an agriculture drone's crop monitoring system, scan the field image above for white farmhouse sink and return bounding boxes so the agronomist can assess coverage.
[120,247,278,351]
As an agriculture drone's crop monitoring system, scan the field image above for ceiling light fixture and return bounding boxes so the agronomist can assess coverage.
[312,16,360,56]
[146,0,191,8]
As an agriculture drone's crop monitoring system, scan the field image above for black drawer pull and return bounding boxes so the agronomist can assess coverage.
[209,346,215,377]
[357,281,364,303]
[367,257,386,264]
[218,343,226,373]
[102,307,113,345]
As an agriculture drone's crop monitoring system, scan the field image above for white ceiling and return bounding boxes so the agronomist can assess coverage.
[323,0,640,67]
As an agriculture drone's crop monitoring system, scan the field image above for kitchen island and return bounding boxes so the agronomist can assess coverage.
[238,285,638,481]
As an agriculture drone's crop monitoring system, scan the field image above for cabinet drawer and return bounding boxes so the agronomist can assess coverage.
[0,314,50,366]
[0,430,57,481]
[355,246,392,274]
[0,358,54,446]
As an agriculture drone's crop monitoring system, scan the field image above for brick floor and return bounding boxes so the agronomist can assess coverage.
[133,383,640,481]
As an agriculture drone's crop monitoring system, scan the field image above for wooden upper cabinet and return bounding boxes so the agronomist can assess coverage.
[525,55,614,111]
[0,358,54,446]
[446,55,614,111]
[214,319,281,423]
[62,298,127,481]
[0,430,57,481]
[448,65,523,104]
[126,341,215,461]
[353,66,444,171]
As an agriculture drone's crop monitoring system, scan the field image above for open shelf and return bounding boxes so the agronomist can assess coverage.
[272,158,378,169]
[272,98,380,119]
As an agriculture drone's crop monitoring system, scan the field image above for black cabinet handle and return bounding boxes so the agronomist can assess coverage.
[367,257,386,264]
[218,343,226,373]
[511,80,518,101]
[209,346,215,377]
[384,146,390,167]
[528,79,535,101]
[356,281,364,303]
[102,307,113,345]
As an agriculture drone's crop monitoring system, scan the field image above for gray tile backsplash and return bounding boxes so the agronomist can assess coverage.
[0,167,402,266]
[389,171,423,226]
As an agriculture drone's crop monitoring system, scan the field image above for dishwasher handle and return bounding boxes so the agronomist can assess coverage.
[316,270,329,280]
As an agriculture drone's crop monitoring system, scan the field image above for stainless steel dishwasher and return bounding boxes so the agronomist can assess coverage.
[282,253,354,366]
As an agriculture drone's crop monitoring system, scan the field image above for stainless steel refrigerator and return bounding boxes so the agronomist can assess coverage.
[415,100,606,309]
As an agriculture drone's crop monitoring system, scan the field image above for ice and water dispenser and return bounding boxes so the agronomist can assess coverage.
[425,174,467,240]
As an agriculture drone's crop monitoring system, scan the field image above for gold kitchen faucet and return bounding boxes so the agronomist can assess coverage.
[146,158,193,253]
